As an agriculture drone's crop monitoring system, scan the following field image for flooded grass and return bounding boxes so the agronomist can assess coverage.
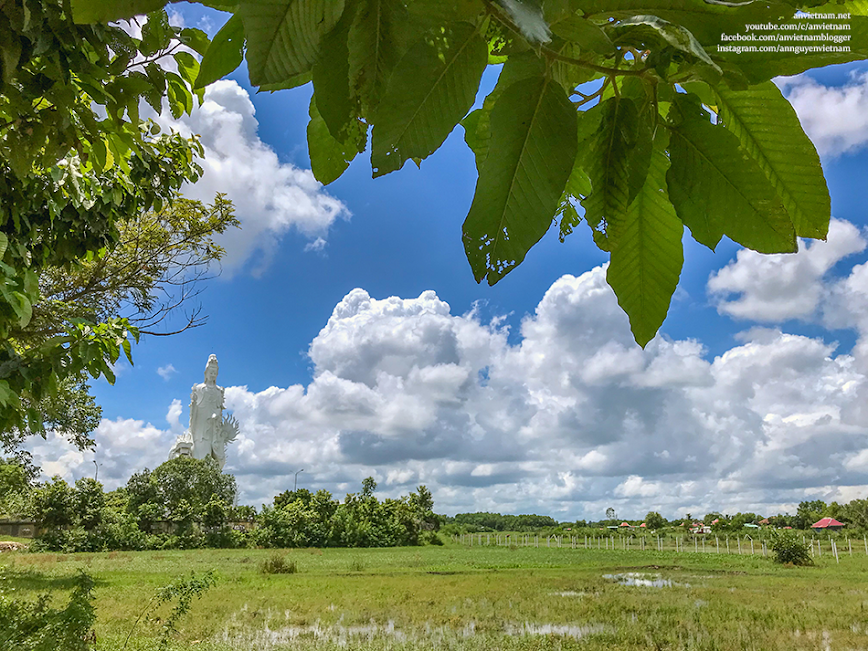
[4,543,868,649]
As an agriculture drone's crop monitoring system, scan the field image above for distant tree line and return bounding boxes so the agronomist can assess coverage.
[437,499,868,536]
[0,457,441,552]
[445,512,560,532]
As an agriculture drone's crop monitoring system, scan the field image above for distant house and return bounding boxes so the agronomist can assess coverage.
[711,518,719,525]
[758,518,770,526]
[620,522,631,528]
[812,517,845,531]
[639,523,646,528]
[743,523,760,529]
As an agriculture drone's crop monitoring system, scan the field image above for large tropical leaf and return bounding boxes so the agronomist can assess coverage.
[347,0,413,112]
[715,81,830,239]
[307,97,363,185]
[667,94,795,253]
[607,136,683,347]
[71,0,166,23]
[372,23,488,176]
[239,0,345,86]
[581,96,653,239]
[463,75,577,285]
[461,53,547,171]
[195,15,244,89]
[313,5,358,142]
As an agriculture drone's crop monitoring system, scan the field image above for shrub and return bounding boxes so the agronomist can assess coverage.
[0,569,96,651]
[260,553,297,574]
[769,530,813,566]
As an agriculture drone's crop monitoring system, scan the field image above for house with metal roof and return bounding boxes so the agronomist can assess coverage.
[811,517,845,531]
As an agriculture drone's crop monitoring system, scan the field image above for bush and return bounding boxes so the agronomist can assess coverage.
[0,569,96,651]
[260,553,297,574]
[769,530,813,566]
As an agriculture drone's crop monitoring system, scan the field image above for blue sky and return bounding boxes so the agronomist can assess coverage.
[29,7,868,521]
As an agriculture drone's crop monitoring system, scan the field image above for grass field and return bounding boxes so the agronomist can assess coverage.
[3,542,868,650]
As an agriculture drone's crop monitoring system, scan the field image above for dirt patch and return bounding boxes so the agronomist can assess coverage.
[0,541,27,552]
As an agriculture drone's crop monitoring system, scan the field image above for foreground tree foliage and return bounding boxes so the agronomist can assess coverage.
[74,0,864,346]
[0,0,213,435]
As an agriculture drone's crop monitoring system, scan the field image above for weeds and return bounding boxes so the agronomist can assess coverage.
[123,570,216,650]
[260,553,297,575]
[0,568,95,651]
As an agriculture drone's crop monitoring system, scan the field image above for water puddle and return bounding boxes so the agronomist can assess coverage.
[550,590,585,597]
[220,618,613,648]
[505,622,614,638]
[603,572,689,588]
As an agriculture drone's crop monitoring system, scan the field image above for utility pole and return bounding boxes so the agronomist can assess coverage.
[294,468,304,492]
[93,459,100,482]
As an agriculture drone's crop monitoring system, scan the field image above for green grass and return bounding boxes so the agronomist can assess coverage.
[3,542,868,650]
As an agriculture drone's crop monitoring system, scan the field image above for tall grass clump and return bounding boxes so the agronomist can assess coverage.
[769,530,812,566]
[260,553,297,574]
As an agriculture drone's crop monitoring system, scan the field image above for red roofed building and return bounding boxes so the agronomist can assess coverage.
[811,517,845,531]
[620,522,631,527]
[639,523,646,528]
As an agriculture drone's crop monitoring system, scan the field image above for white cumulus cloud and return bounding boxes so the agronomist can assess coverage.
[779,70,868,157]
[152,80,349,276]
[27,257,868,519]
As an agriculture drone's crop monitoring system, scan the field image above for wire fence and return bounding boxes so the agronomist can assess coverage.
[452,532,863,563]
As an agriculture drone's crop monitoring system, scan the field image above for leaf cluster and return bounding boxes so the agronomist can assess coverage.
[77,0,859,346]
[0,570,96,651]
[0,0,213,436]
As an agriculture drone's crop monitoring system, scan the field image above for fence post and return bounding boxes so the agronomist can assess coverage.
[833,539,840,563]
[750,538,754,555]
[849,538,852,556]
[716,536,719,553]
[737,537,741,554]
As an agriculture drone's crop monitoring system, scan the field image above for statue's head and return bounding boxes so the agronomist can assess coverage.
[204,354,219,384]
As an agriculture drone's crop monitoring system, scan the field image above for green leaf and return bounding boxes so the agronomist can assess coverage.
[460,52,547,171]
[0,232,7,261]
[612,15,720,71]
[122,338,134,365]
[408,0,483,23]
[174,51,200,87]
[495,0,552,43]
[0,380,15,407]
[348,0,414,112]
[258,72,312,91]
[463,75,578,285]
[10,291,32,327]
[195,15,245,89]
[240,0,346,86]
[71,0,167,23]
[179,27,211,57]
[313,5,358,142]
[667,94,795,253]
[607,135,683,347]
[550,14,615,54]
[307,97,362,184]
[581,96,653,239]
[372,22,488,176]
[714,81,830,239]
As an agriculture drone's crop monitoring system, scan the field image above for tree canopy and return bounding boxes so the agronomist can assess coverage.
[0,2,245,442]
[68,0,862,350]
